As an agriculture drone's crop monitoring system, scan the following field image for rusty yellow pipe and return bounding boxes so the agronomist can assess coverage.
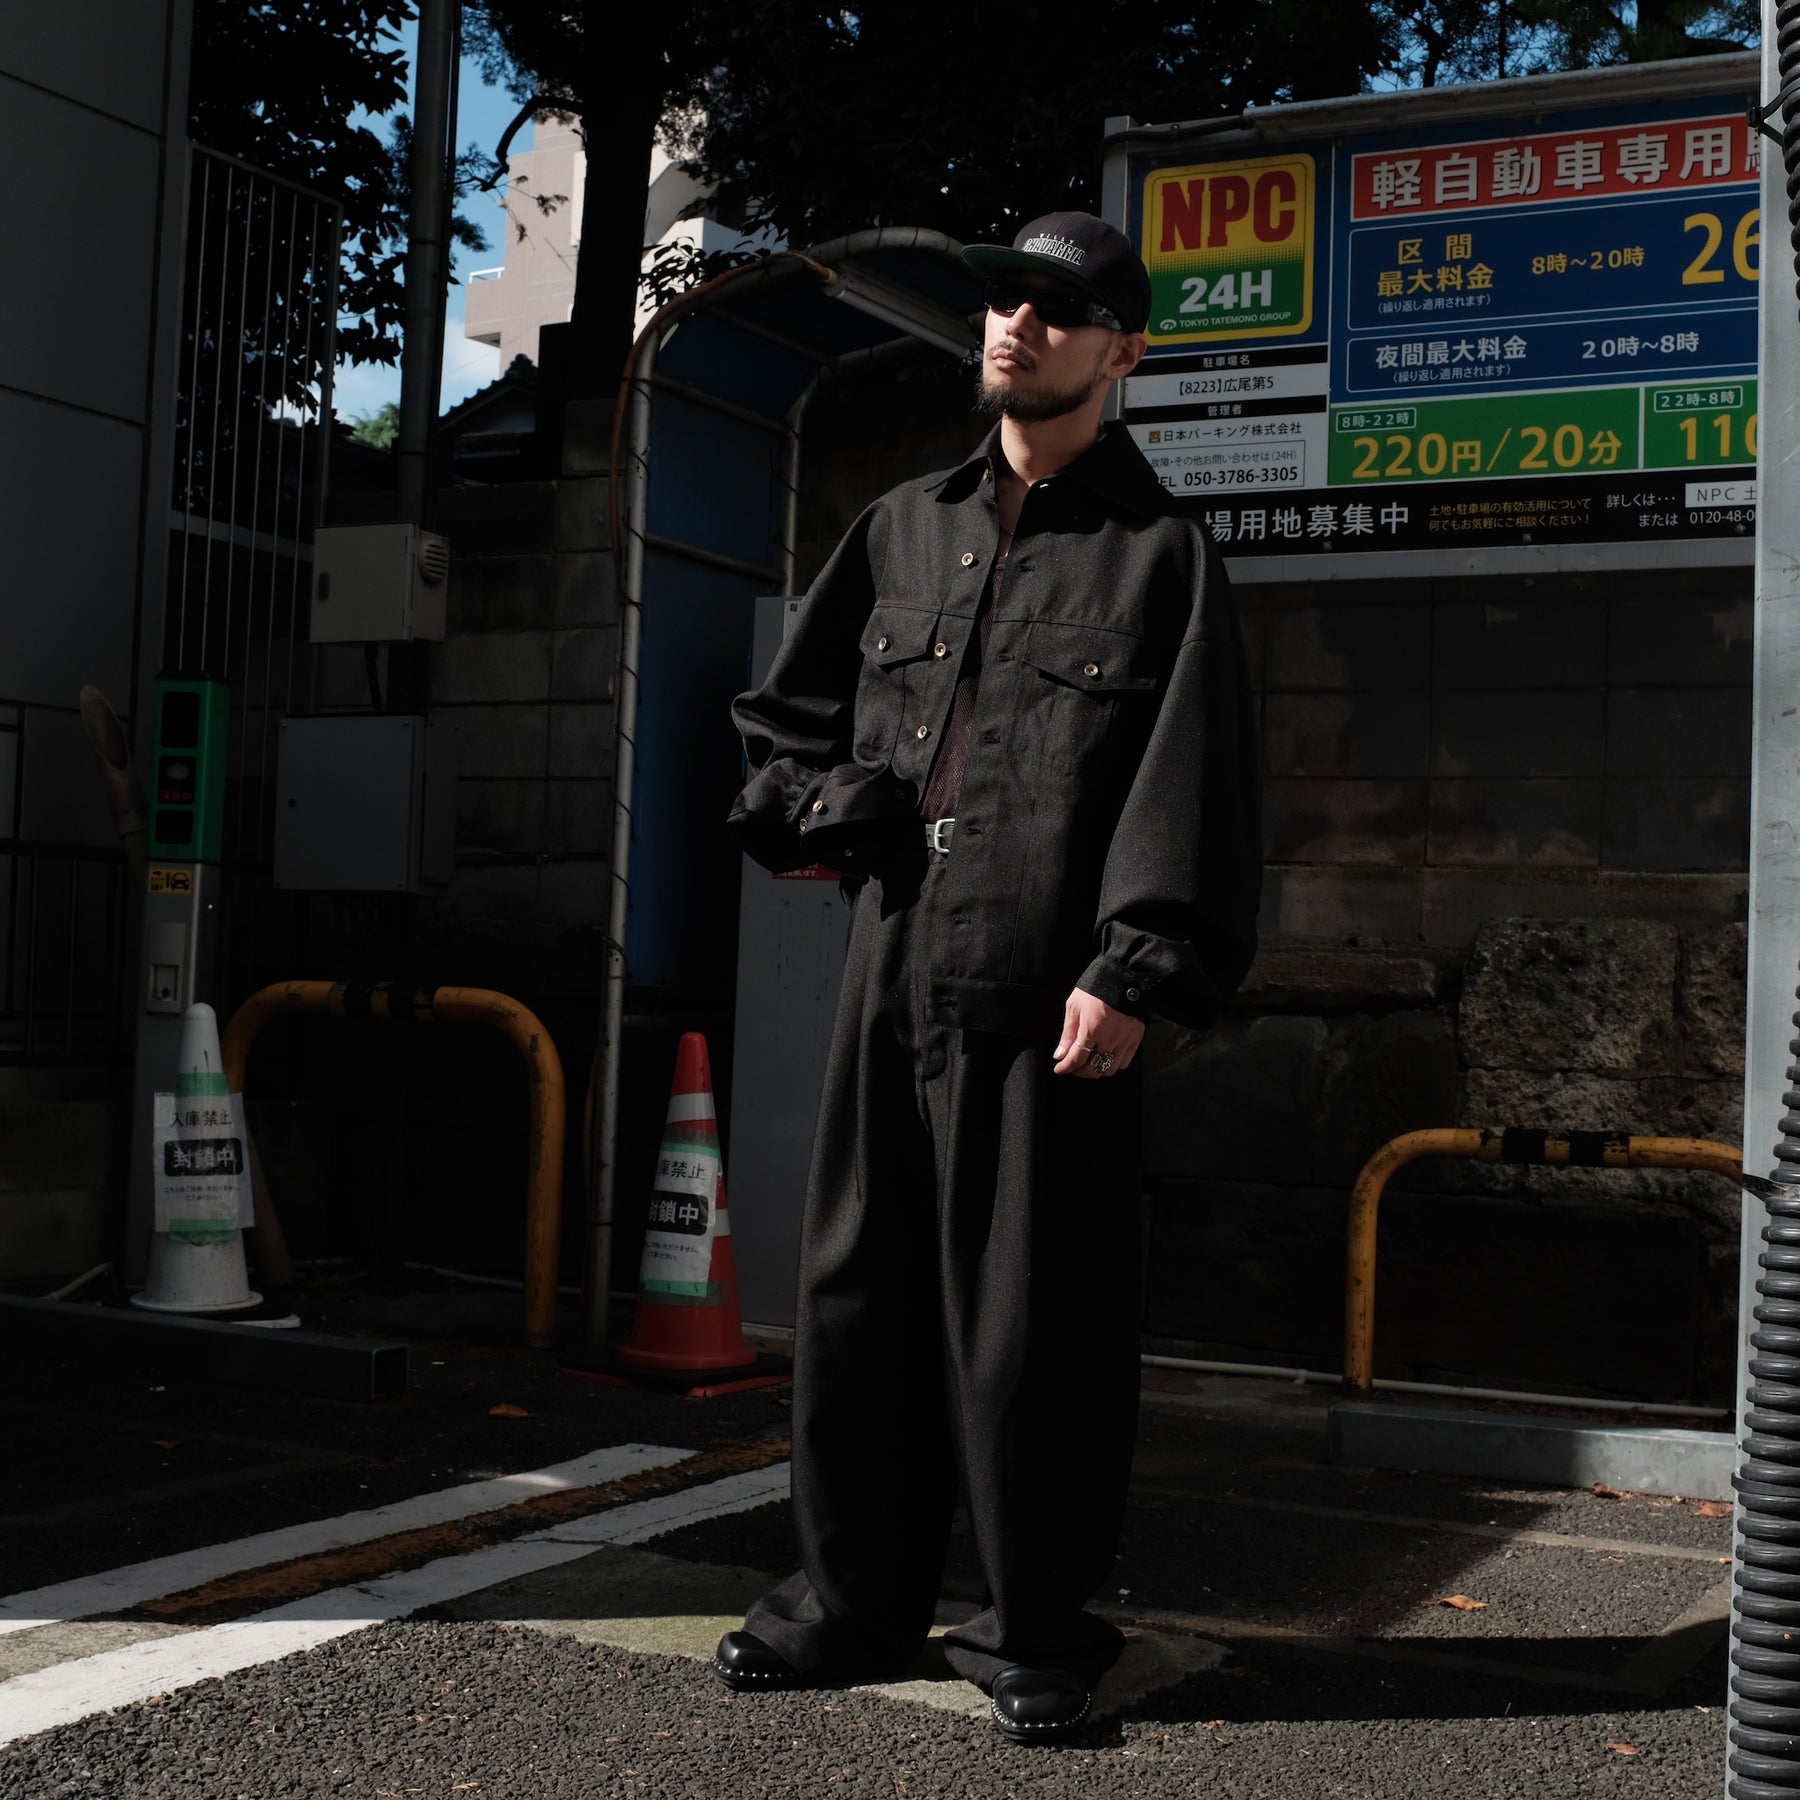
[219,982,338,1294]
[429,987,566,1348]
[222,981,567,1348]
[1343,1129,1742,1398]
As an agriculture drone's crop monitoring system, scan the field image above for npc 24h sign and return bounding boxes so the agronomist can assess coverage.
[1119,83,1759,557]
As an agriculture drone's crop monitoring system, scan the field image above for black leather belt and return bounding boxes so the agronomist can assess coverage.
[924,817,956,855]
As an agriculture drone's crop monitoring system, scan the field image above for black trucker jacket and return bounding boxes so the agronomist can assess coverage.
[728,421,1263,1036]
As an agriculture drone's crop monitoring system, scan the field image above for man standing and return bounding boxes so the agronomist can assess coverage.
[715,212,1262,1743]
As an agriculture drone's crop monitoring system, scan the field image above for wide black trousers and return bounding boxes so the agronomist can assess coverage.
[743,847,1144,1689]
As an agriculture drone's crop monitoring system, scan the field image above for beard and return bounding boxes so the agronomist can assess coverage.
[974,341,1104,422]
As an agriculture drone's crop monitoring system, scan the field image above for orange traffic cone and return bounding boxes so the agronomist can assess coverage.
[565,1033,788,1398]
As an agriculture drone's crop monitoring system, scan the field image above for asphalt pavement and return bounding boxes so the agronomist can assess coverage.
[0,1272,1733,1797]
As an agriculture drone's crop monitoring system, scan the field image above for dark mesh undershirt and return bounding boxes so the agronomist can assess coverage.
[919,548,1004,820]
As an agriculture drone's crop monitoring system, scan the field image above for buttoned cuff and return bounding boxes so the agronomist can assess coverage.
[790,763,919,871]
[1075,955,1154,1022]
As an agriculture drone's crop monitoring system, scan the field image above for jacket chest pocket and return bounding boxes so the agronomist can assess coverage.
[854,604,940,758]
[1019,624,1161,775]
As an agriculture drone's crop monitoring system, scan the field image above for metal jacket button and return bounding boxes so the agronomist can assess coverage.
[877,635,890,651]
[1083,661,1101,678]
[812,800,826,812]
[960,552,976,567]
[916,724,930,739]
[934,642,949,657]
[797,821,808,834]
[1127,986,1141,1001]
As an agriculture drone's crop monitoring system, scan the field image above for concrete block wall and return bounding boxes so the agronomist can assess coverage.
[1159,565,1755,1401]
[281,422,620,1282]
[1143,914,1749,1404]
[315,453,618,945]
[1239,566,1752,946]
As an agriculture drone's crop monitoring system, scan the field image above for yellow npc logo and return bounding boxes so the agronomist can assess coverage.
[1143,153,1316,344]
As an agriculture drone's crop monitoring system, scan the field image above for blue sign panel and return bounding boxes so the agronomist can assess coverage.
[1121,86,1760,556]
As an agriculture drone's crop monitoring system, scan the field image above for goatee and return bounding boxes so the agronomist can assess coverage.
[974,366,1101,423]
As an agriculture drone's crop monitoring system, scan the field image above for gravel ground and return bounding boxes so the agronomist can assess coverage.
[0,1284,1741,1797]
[0,1292,792,1595]
[652,1484,1728,1682]
[0,1618,1727,1800]
[1116,1495,1726,1650]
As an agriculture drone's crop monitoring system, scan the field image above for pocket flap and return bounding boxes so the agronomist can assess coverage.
[1021,624,1161,693]
[860,606,937,667]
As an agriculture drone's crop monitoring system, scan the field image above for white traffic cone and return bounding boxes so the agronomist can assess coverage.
[132,1003,260,1314]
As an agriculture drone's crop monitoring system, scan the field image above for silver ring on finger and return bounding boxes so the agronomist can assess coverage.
[1087,1047,1113,1075]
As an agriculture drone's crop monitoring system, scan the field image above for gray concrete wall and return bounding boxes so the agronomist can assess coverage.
[0,2,191,1284]
[0,0,189,757]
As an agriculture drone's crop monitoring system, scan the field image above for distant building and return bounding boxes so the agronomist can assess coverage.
[462,118,779,368]
[463,116,582,367]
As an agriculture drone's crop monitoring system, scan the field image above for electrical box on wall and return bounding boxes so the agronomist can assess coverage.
[311,523,450,643]
[273,715,455,892]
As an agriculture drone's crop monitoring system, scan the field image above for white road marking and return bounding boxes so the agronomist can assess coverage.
[0,1443,691,1635]
[0,1459,791,1747]
[533,1463,790,1544]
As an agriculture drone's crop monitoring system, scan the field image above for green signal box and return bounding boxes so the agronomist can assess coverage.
[147,677,229,864]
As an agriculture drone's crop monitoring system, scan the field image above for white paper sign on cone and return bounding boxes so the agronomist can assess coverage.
[134,1004,259,1314]
[639,1093,727,1300]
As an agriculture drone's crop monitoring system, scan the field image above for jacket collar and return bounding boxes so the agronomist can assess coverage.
[928,421,1168,522]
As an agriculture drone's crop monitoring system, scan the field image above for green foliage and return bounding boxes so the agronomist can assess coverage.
[348,400,402,448]
[664,0,1398,253]
[1381,0,1758,85]
[460,0,1762,392]
[189,0,496,370]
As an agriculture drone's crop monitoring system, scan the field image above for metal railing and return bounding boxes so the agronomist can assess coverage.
[1344,1126,1742,1398]
[169,148,341,864]
[223,981,568,1347]
[0,842,129,1064]
[164,146,344,1014]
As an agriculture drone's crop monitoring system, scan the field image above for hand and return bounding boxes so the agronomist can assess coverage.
[1051,987,1146,1079]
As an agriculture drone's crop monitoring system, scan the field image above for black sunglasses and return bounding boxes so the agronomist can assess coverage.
[982,278,1123,333]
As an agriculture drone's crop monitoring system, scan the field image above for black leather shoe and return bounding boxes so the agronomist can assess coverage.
[989,1664,1092,1743]
[711,1630,807,1690]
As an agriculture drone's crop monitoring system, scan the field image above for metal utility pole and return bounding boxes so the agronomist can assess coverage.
[1724,8,1800,1794]
[395,0,458,528]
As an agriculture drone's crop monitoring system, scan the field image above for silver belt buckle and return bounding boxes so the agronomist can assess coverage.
[925,816,956,855]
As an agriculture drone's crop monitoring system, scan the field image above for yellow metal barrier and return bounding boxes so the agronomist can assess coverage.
[1344,1127,1741,1397]
[222,980,567,1348]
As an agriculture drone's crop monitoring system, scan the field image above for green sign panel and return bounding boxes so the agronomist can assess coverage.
[148,678,230,866]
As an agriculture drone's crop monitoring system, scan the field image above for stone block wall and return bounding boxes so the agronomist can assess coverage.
[1143,915,1749,1405]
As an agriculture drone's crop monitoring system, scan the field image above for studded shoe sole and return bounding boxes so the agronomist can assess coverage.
[989,1689,1092,1744]
[710,1654,807,1691]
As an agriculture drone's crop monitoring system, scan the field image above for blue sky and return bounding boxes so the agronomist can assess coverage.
[330,20,529,427]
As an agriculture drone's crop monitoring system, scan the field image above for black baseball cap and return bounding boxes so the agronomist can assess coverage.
[963,210,1151,334]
